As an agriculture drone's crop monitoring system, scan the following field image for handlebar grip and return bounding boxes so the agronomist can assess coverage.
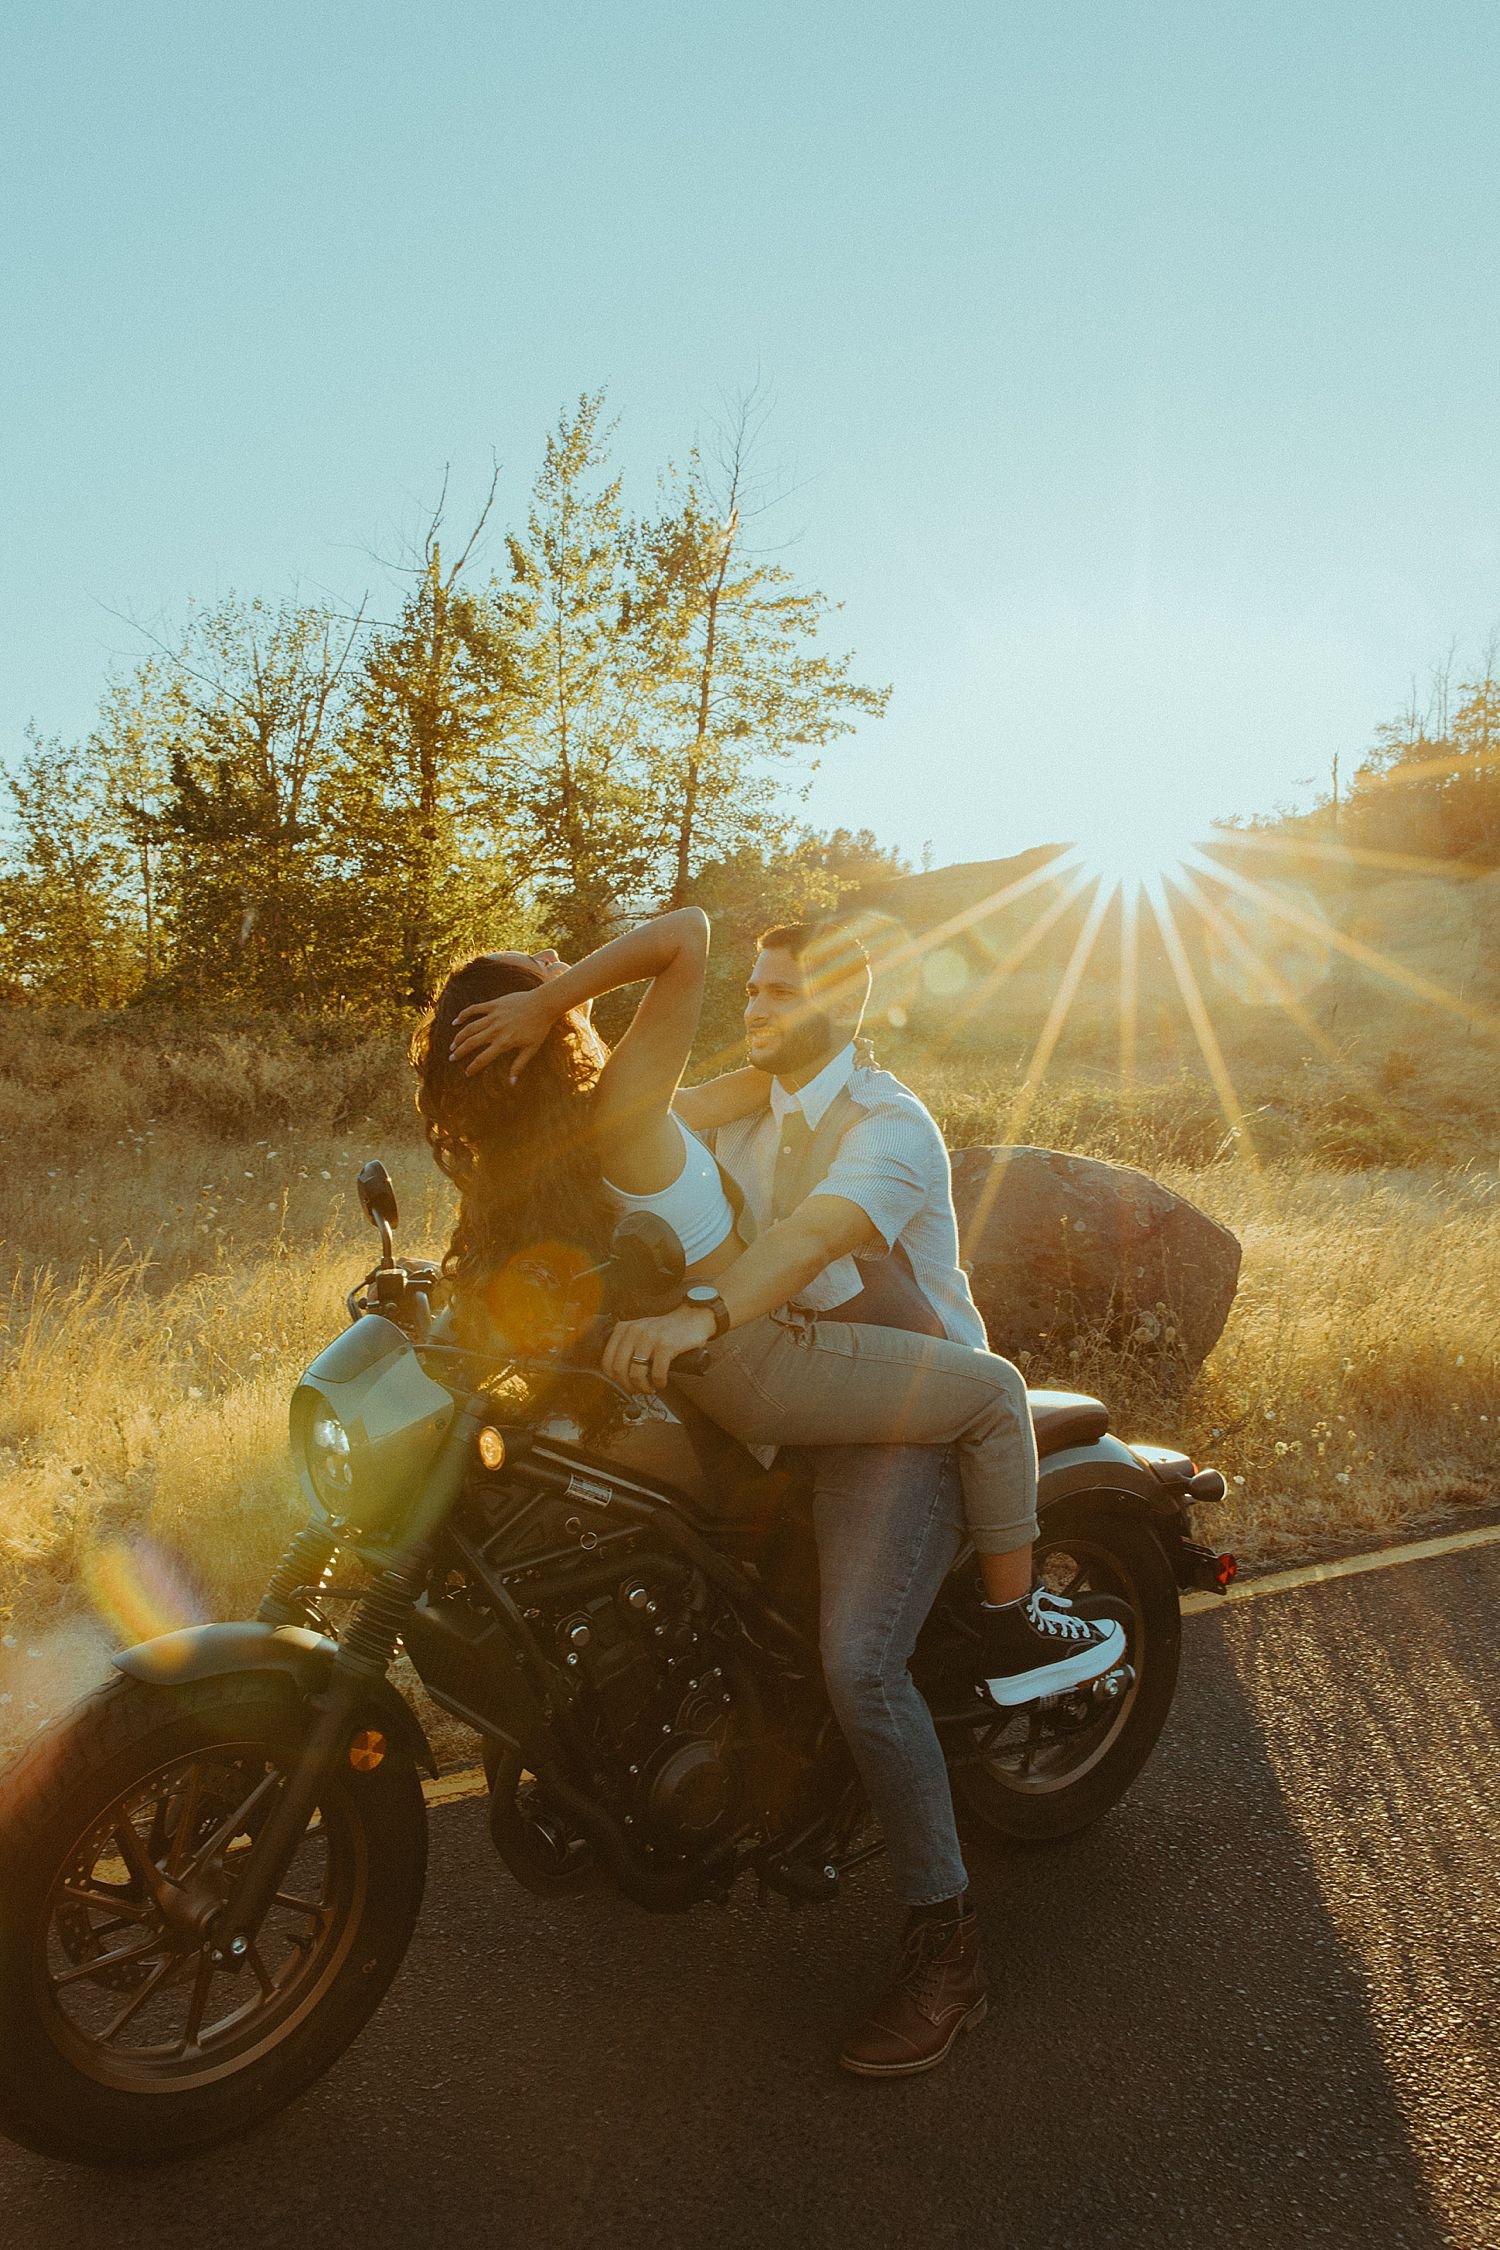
[673,1348,711,1377]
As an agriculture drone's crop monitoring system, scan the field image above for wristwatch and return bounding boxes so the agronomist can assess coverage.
[683,1284,731,1339]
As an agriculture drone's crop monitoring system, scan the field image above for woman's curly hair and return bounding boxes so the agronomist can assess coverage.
[410,955,612,1330]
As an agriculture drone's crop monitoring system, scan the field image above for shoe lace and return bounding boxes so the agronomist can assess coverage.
[897,1917,961,2013]
[1025,1588,1097,1642]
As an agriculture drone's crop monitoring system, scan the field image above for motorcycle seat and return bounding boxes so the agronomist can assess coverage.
[1027,1389,1110,1454]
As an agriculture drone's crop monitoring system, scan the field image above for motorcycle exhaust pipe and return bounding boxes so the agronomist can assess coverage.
[512,1761,737,1914]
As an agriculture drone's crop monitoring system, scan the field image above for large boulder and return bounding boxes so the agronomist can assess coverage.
[949,1145,1241,1381]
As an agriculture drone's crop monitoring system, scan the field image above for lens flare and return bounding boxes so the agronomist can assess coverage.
[81,1538,207,1647]
[921,946,970,998]
[483,1239,601,1351]
[1197,878,1333,1006]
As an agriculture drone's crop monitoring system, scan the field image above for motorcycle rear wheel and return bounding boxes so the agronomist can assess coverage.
[944,1502,1182,1844]
[0,1669,426,2165]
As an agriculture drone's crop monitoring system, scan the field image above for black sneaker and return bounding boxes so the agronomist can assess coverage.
[978,1588,1127,1708]
[1044,1588,1134,1642]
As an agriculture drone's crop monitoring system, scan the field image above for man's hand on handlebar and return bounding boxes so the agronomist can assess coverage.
[603,1302,718,1393]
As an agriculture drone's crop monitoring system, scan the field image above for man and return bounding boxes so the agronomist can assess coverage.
[608,920,1119,2075]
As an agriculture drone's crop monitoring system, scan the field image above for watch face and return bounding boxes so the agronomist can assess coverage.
[683,1284,728,1336]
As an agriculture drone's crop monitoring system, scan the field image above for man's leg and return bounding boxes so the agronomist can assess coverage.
[812,1440,967,1906]
[812,1442,986,2075]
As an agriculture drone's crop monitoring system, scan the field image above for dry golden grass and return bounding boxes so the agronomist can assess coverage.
[1055,1160,1500,1561]
[1,1011,1497,1755]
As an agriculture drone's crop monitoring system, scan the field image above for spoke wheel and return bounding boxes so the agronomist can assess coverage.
[0,1671,426,2164]
[42,1738,362,2094]
[943,1503,1182,1843]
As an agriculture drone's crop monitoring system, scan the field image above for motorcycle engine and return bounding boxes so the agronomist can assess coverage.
[549,1560,745,1850]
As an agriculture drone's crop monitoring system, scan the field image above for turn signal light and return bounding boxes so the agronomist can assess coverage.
[1216,1553,1238,1589]
[477,1427,507,1471]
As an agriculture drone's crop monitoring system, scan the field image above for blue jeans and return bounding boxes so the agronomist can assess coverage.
[811,1442,969,1907]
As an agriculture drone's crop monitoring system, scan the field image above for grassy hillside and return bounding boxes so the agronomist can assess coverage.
[849,847,1500,1167]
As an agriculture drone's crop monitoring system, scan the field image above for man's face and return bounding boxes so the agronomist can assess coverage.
[743,948,840,1078]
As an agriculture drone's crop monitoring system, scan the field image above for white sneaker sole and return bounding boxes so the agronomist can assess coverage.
[981,1619,1128,1708]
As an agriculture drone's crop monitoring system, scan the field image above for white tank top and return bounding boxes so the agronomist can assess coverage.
[601,1115,736,1265]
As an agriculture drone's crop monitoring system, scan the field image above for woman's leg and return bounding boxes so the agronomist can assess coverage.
[975,1545,1033,1603]
[679,1315,1039,1558]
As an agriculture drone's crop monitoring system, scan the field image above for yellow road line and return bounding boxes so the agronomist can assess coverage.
[1180,1518,1500,1617]
[420,1518,1500,1807]
[423,1766,488,1807]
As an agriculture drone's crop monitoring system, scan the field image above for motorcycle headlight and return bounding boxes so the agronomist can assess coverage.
[308,1411,355,1508]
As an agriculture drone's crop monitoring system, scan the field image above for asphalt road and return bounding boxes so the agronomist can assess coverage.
[3,1545,1497,2250]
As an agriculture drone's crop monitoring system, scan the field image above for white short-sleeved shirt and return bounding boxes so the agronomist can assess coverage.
[712,1045,988,1348]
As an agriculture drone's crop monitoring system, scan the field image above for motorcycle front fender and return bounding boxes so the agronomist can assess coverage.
[112,1620,438,1776]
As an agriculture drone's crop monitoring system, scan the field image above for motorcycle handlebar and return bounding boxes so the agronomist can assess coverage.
[569,1316,711,1384]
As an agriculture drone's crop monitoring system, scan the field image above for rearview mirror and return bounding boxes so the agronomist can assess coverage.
[357,1161,399,1230]
[357,1161,399,1261]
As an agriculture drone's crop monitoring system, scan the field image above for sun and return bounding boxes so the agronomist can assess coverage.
[1062,803,1218,895]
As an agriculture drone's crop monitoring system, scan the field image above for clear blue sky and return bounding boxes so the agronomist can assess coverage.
[6,1,1500,870]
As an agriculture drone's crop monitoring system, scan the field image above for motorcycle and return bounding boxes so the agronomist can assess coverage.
[0,1161,1232,2164]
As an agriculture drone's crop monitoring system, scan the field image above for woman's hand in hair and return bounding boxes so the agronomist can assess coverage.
[450,978,562,1081]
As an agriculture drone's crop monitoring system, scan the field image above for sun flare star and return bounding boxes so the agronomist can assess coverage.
[1062,808,1220,896]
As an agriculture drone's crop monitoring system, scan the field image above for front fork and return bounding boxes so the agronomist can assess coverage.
[206,1665,379,1965]
[209,1395,486,1961]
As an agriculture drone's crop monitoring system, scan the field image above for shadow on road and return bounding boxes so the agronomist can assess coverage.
[3,1579,1484,2250]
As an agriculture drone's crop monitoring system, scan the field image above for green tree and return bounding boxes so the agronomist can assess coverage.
[1444,657,1500,863]
[92,656,179,989]
[496,395,663,954]
[0,732,137,1004]
[331,479,532,1009]
[5,393,897,1012]
[143,595,364,1005]
[635,401,891,907]
[1347,648,1500,868]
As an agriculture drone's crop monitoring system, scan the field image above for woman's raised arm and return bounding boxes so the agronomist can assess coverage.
[448,909,711,1192]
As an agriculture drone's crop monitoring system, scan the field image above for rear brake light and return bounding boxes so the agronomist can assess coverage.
[1216,1553,1238,1589]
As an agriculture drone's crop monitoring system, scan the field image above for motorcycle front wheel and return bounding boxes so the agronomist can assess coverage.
[0,1669,426,2165]
[935,1501,1182,1844]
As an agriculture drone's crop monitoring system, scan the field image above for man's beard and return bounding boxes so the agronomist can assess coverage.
[749,1010,841,1079]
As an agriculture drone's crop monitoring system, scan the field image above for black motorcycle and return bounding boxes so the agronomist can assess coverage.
[0,1163,1231,2164]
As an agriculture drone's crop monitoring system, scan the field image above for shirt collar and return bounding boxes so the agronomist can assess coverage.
[770,1043,856,1130]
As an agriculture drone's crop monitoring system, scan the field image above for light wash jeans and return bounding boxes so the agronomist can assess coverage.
[810,1441,970,1906]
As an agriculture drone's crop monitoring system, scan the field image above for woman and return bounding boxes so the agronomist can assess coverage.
[411,910,1123,1706]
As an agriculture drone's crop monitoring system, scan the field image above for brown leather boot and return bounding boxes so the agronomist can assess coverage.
[839,1904,987,2077]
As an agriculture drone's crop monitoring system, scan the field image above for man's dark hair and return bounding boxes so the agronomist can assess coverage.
[756,918,872,1014]
[757,918,869,966]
